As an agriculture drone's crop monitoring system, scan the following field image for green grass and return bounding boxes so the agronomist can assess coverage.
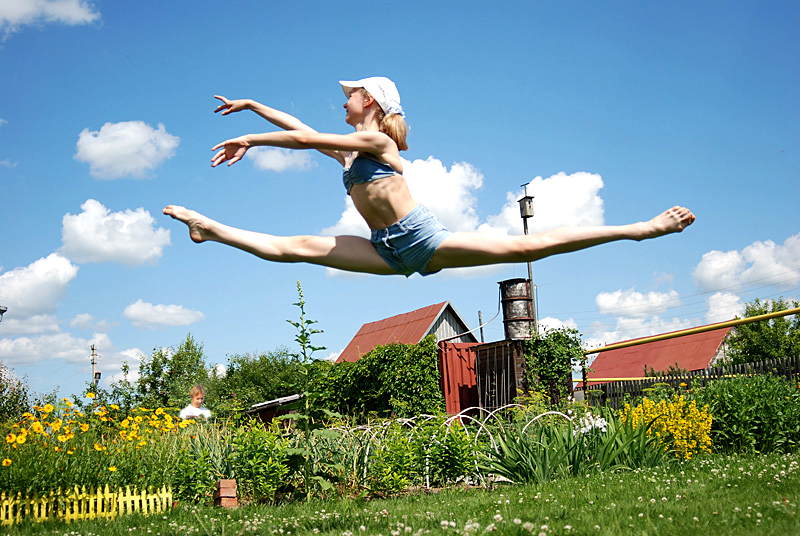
[6,451,799,536]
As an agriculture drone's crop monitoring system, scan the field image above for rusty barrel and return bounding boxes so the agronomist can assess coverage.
[499,278,535,340]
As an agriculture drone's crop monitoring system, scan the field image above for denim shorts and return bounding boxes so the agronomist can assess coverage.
[370,205,451,277]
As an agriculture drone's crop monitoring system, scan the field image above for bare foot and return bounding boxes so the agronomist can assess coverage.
[639,206,696,239]
[163,205,217,243]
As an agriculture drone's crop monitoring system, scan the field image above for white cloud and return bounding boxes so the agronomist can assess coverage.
[478,172,605,235]
[595,289,682,318]
[705,292,745,324]
[0,253,78,318]
[538,316,578,332]
[247,147,316,172]
[74,121,179,179]
[0,332,110,367]
[324,350,342,362]
[70,313,113,332]
[60,199,171,266]
[693,233,800,291]
[0,314,61,336]
[124,299,204,330]
[0,0,99,38]
[0,159,17,168]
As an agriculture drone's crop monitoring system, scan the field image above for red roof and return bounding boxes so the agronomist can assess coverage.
[587,325,732,383]
[336,302,449,363]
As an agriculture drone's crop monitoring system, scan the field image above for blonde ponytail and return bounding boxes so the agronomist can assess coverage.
[381,113,408,151]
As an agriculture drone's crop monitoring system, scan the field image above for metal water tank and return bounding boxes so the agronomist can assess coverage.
[499,278,535,340]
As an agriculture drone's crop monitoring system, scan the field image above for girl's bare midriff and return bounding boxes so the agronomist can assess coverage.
[349,174,418,230]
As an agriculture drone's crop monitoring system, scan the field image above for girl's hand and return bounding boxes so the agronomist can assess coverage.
[211,137,250,167]
[213,95,250,115]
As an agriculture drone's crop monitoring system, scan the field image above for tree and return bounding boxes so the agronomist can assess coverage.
[727,297,800,365]
[137,333,210,409]
[207,347,304,413]
[0,362,31,423]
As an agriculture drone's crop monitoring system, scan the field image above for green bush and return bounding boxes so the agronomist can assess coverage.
[313,336,445,420]
[523,327,586,405]
[232,422,289,503]
[690,374,800,454]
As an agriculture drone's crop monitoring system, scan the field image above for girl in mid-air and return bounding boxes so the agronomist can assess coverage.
[164,77,694,276]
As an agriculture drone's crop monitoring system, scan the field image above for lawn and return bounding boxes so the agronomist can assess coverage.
[6,450,798,536]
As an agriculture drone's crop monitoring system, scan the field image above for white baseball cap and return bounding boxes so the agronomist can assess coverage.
[339,76,404,117]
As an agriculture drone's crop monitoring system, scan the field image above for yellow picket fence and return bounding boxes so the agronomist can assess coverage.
[0,484,172,526]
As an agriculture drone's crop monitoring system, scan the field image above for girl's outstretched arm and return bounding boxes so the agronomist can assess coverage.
[213,95,345,165]
[211,130,398,169]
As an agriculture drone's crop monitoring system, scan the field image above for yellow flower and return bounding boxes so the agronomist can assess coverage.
[155,408,165,416]
[137,440,146,447]
[134,416,143,423]
[94,443,104,451]
[86,392,96,399]
[5,433,15,444]
[43,404,54,413]
[54,446,62,452]
[51,419,62,432]
[108,466,117,472]
[22,412,34,420]
[57,434,68,443]
[110,404,120,411]
[2,459,11,467]
[67,450,74,455]
[31,421,44,434]
[15,434,26,445]
[120,419,130,429]
[80,423,89,432]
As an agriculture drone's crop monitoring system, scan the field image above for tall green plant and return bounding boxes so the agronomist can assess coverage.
[284,281,336,501]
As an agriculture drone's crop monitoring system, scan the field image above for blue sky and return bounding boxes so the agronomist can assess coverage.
[1,1,798,399]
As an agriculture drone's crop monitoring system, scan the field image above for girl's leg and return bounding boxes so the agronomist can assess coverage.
[163,205,396,275]
[426,206,695,272]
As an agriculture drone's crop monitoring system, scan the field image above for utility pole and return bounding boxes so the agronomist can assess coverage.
[90,345,101,388]
[518,183,538,334]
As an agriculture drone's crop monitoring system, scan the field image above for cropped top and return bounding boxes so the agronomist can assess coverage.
[342,155,399,194]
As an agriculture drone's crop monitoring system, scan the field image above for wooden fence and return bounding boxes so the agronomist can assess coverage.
[578,355,800,409]
[0,484,172,526]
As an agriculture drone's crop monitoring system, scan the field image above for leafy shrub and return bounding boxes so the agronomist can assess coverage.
[522,327,586,405]
[232,422,289,503]
[171,446,218,504]
[313,336,445,420]
[368,423,415,494]
[621,394,712,459]
[689,374,800,454]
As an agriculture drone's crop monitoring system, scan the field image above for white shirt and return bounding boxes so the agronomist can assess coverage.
[179,404,212,420]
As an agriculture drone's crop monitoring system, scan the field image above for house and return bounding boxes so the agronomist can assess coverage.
[336,301,478,363]
[584,324,733,386]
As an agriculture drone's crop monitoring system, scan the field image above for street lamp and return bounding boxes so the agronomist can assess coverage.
[0,306,7,322]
